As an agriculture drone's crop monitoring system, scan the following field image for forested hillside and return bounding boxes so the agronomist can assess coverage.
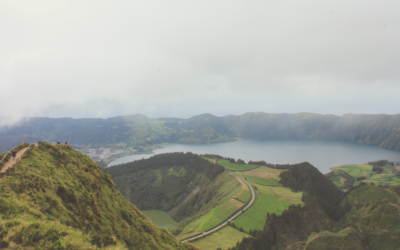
[0,143,198,249]
[106,152,240,236]
[1,112,400,152]
[228,163,400,250]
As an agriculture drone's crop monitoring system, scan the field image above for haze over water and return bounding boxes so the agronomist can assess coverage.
[108,138,400,173]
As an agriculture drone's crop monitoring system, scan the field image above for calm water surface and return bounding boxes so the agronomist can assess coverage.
[108,138,400,173]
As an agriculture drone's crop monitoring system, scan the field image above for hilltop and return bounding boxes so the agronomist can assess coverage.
[0,142,199,249]
[1,112,400,153]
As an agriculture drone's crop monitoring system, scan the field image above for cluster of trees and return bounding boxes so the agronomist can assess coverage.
[368,159,388,167]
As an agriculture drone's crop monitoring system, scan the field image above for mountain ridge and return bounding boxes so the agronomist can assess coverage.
[1,112,400,153]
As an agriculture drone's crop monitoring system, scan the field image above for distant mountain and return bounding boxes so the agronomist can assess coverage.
[0,142,198,249]
[1,112,400,152]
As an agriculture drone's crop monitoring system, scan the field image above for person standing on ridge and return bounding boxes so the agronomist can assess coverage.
[57,141,60,145]
[65,141,68,145]
[11,149,16,161]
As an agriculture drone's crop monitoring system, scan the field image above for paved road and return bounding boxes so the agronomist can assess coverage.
[181,171,255,242]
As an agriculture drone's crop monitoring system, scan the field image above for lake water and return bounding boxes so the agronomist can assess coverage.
[108,138,400,173]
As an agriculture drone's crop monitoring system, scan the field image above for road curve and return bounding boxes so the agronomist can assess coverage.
[181,171,255,242]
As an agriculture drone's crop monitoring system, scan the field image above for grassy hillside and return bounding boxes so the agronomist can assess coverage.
[229,164,400,250]
[106,152,247,238]
[0,143,198,249]
[106,152,225,217]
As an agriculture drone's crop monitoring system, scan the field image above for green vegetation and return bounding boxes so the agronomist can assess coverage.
[192,226,250,250]
[0,143,197,249]
[3,112,400,153]
[198,199,244,231]
[141,210,178,229]
[305,228,368,250]
[233,184,303,232]
[330,163,400,187]
[229,163,400,250]
[171,171,242,237]
[244,175,282,187]
[217,159,259,171]
[325,169,355,189]
[107,152,225,216]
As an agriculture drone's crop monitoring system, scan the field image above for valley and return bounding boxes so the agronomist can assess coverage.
[0,140,399,249]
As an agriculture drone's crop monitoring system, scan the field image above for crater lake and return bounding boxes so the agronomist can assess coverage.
[108,138,400,173]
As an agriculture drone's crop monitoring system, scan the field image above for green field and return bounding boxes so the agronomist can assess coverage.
[192,226,250,250]
[202,157,215,163]
[245,175,282,187]
[217,159,260,171]
[141,210,178,229]
[198,199,244,232]
[332,164,373,178]
[174,171,243,237]
[233,184,303,232]
[330,164,400,187]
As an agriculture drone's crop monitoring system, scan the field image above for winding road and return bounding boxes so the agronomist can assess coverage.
[181,171,255,242]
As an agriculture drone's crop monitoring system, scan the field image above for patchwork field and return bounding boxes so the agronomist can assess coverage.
[198,199,244,232]
[241,166,285,180]
[233,184,303,232]
[245,175,282,187]
[192,226,250,250]
[332,164,373,178]
[217,159,260,171]
[329,164,400,187]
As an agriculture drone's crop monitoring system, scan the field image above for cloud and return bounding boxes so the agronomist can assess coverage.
[1,0,400,125]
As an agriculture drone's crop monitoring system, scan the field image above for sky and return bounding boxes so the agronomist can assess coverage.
[1,0,400,126]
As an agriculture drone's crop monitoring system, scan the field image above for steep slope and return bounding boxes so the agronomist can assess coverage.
[106,153,241,236]
[0,142,198,249]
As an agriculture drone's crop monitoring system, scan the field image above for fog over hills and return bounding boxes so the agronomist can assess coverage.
[1,112,399,153]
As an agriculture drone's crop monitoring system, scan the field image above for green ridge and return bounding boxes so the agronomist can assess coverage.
[0,143,198,250]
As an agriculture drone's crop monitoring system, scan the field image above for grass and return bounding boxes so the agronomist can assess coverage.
[305,228,366,250]
[241,166,285,180]
[192,226,250,250]
[245,175,282,187]
[217,159,260,171]
[141,210,178,229]
[332,164,373,178]
[171,171,243,236]
[330,164,400,187]
[233,184,303,232]
[198,199,244,232]
[0,142,194,250]
[202,157,215,163]
[233,178,252,203]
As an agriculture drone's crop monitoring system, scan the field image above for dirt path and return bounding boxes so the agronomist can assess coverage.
[0,147,29,173]
[395,166,400,172]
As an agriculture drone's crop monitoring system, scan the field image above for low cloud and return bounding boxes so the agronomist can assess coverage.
[1,0,400,126]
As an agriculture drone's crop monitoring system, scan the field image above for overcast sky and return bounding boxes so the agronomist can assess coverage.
[1,0,399,125]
